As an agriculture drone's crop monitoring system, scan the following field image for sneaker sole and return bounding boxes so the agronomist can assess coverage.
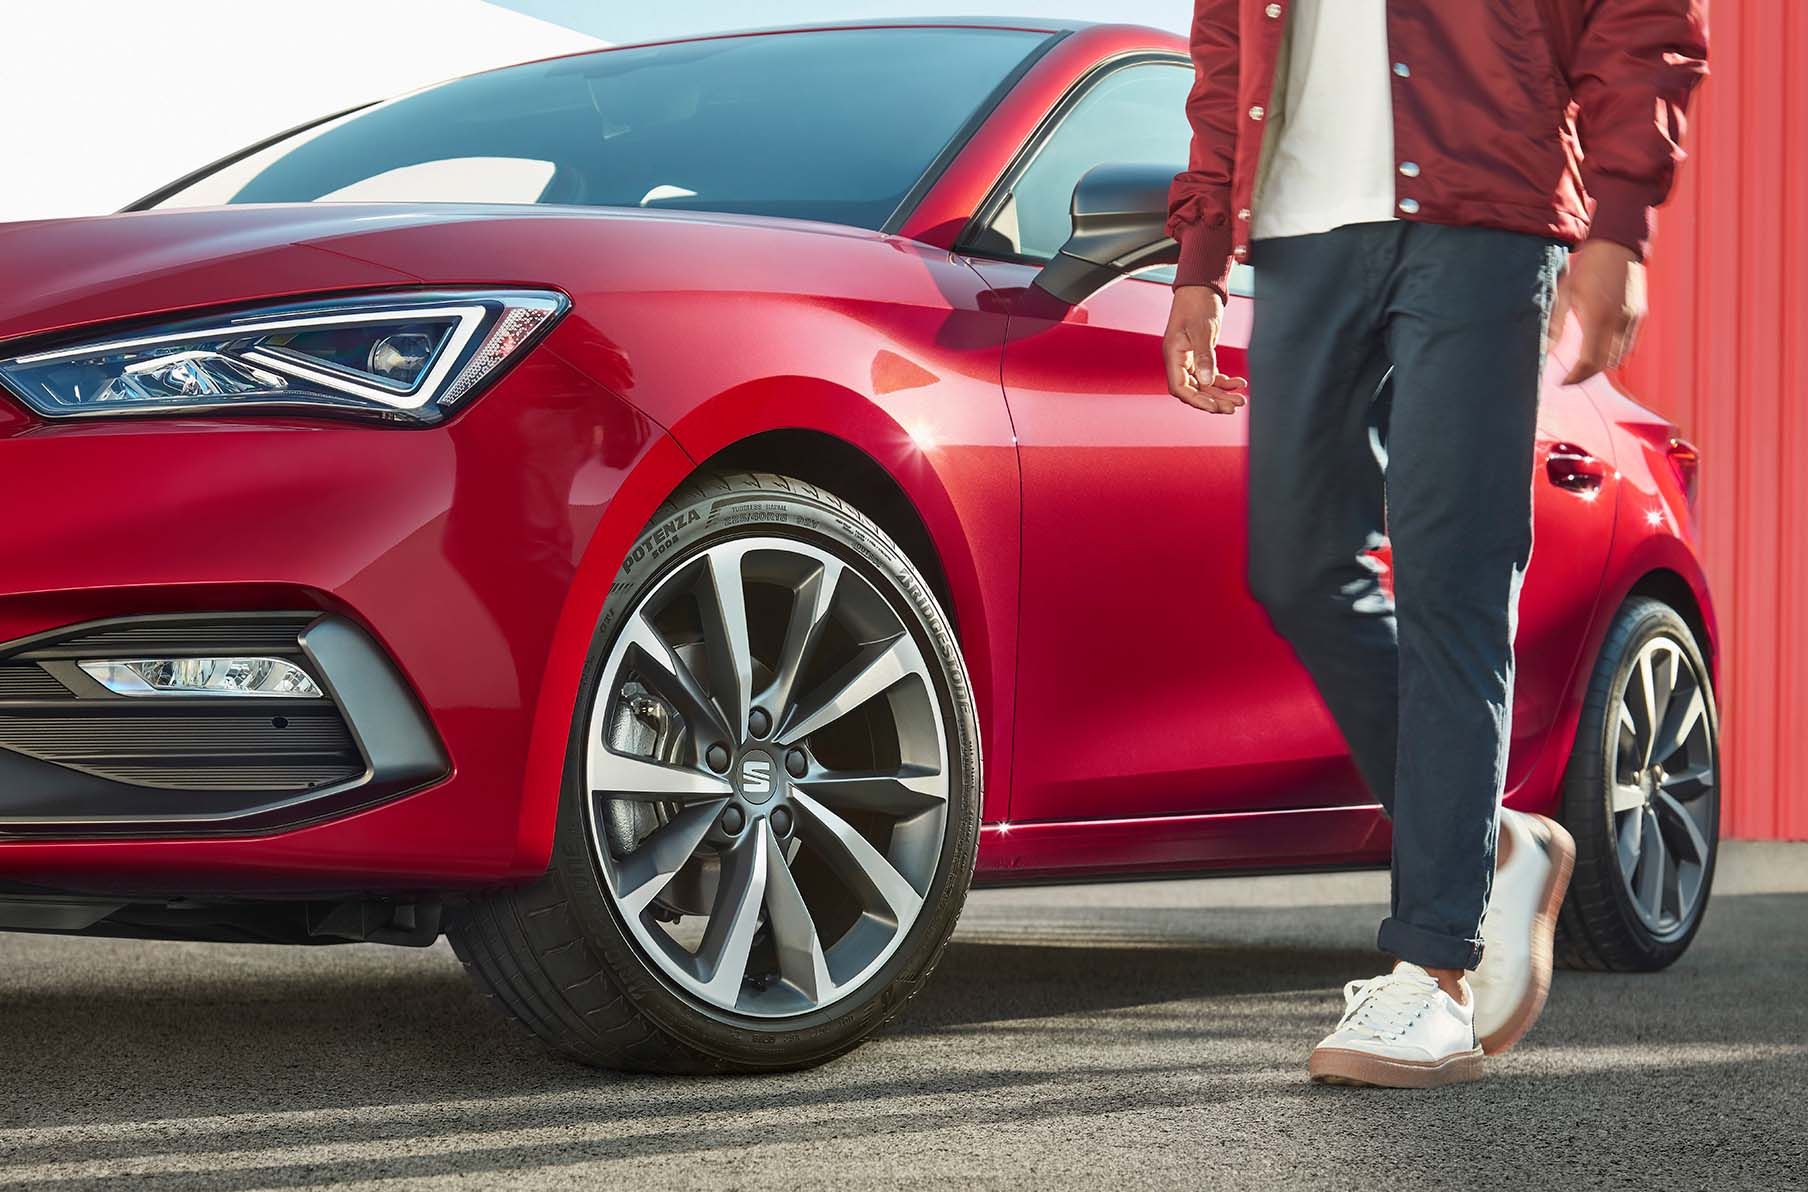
[1308,1046,1484,1089]
[1478,813,1577,1057]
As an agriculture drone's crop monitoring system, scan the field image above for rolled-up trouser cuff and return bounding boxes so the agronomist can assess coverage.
[1378,916,1485,971]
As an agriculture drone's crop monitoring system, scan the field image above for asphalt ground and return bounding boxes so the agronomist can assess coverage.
[0,841,1802,1191]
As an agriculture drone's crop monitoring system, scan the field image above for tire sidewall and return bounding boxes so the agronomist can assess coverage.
[549,475,982,1069]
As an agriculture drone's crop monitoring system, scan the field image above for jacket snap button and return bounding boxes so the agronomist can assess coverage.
[1393,62,1411,78]
[1248,105,1265,121]
[1398,197,1421,215]
[1265,2,1282,16]
[1233,245,1248,260]
[1237,208,1251,221]
[1398,161,1421,178]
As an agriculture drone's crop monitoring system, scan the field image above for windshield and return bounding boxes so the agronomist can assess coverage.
[148,28,1049,231]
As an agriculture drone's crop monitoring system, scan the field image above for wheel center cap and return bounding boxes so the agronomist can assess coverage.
[736,748,781,805]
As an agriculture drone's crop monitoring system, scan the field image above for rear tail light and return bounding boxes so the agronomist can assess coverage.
[1666,438,1701,511]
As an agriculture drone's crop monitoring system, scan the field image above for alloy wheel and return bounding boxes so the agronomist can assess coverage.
[583,536,951,1018]
[1607,633,1717,937]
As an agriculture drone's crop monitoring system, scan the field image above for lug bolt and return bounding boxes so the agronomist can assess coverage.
[771,806,793,836]
[786,748,808,778]
[720,805,745,835]
[748,707,772,739]
[706,743,731,772]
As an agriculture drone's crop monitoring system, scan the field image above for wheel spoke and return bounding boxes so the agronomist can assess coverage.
[777,632,927,746]
[695,829,768,1007]
[1652,685,1705,767]
[701,546,755,737]
[1612,782,1649,815]
[1652,644,1680,732]
[794,764,947,817]
[1634,808,1667,914]
[758,558,844,728]
[620,614,731,740]
[612,799,730,914]
[791,790,924,925]
[761,821,835,1004]
[1617,808,1644,880]
[590,737,734,803]
[1633,651,1661,766]
[1661,762,1716,803]
[1653,788,1712,865]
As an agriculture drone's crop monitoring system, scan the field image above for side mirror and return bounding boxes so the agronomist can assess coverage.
[1032,162,1181,306]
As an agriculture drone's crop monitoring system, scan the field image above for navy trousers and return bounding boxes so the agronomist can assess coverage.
[1245,222,1564,971]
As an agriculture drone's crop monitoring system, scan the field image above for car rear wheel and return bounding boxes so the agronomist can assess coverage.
[451,470,981,1072]
[1555,596,1720,972]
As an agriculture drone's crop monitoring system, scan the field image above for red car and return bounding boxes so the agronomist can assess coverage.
[0,20,1719,1072]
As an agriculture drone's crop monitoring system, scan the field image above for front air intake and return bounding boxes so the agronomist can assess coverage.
[0,613,448,835]
[0,615,360,794]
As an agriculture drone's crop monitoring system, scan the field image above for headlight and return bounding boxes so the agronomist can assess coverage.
[0,289,568,424]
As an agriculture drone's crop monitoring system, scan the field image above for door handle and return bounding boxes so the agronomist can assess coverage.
[1545,443,1606,493]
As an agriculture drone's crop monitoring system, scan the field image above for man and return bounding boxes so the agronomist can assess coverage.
[1164,0,1707,1087]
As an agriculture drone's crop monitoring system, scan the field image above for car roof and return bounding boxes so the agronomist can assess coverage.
[609,17,1100,45]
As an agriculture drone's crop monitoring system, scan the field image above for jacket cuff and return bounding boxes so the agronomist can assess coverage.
[1586,174,1659,262]
[1174,221,1235,300]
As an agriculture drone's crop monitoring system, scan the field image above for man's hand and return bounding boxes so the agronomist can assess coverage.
[1550,240,1646,385]
[1163,285,1248,414]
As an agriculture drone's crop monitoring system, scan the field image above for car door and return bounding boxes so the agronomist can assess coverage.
[961,59,1371,825]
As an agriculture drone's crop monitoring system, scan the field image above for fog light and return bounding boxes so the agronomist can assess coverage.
[77,657,325,698]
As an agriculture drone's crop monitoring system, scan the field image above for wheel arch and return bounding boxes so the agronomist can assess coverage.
[1624,568,1716,682]
[698,428,959,634]
[1509,533,1718,819]
[656,376,1017,784]
[515,378,1020,876]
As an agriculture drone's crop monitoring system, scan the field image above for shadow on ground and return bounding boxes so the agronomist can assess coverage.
[0,882,1801,1190]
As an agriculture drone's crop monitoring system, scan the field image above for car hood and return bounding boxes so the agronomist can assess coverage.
[0,203,885,345]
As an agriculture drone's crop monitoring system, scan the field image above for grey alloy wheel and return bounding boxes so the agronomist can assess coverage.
[584,535,951,1018]
[1606,633,1717,937]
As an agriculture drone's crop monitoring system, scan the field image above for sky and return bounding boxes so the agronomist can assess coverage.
[492,0,1187,42]
[1,2,601,222]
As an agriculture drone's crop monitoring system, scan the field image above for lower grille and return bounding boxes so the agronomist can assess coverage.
[0,708,361,791]
[0,666,73,701]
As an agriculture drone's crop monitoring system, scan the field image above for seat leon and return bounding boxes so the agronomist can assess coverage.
[0,20,1720,1072]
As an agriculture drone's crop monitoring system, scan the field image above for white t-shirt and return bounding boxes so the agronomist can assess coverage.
[1251,0,1399,241]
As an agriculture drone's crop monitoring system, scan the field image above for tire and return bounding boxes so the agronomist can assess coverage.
[450,470,982,1072]
[1554,596,1720,972]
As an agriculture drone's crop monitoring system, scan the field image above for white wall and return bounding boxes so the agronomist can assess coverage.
[0,1,603,223]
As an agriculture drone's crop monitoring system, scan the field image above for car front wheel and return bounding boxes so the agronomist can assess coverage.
[452,470,981,1072]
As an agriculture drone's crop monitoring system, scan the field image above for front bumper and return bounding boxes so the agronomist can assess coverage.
[0,339,676,897]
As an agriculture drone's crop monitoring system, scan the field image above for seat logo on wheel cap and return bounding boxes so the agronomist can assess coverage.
[738,751,778,803]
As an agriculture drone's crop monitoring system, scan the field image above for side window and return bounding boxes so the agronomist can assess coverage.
[974,62,1193,262]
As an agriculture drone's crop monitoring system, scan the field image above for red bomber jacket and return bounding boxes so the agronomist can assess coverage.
[1167,0,1709,296]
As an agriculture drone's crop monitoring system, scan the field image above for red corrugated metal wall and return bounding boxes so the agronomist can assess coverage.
[1619,0,1808,840]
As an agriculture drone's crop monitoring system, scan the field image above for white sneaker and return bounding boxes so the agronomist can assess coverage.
[1471,809,1577,1055]
[1308,963,1484,1088]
